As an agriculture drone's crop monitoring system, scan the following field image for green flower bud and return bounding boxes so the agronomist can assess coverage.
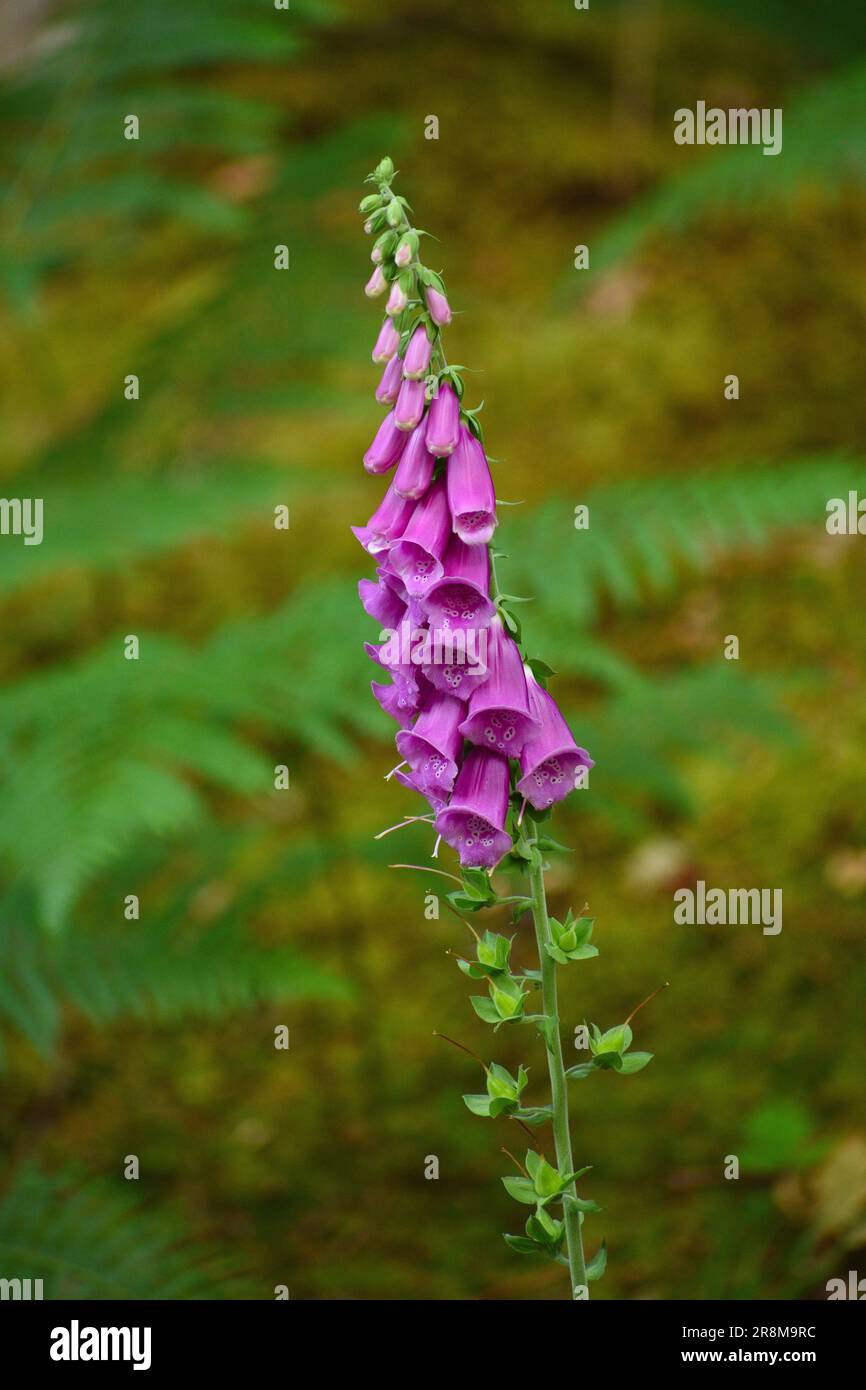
[375,156,394,182]
[359,193,381,215]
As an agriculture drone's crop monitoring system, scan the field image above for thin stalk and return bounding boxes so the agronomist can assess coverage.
[525,821,587,1297]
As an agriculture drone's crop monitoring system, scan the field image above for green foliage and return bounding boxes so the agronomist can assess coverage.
[0,466,294,596]
[507,456,866,636]
[0,581,379,929]
[583,63,866,276]
[0,893,349,1061]
[0,1165,251,1298]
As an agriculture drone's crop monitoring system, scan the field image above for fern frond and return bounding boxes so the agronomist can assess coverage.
[574,664,799,826]
[0,581,379,928]
[0,895,349,1059]
[0,1165,253,1298]
[584,63,866,276]
[0,465,302,597]
[504,455,866,640]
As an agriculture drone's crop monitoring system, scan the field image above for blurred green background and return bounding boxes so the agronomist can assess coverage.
[1,0,865,1300]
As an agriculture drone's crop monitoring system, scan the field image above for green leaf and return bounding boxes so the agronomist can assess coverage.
[462,1094,493,1117]
[502,1176,538,1205]
[534,1158,564,1199]
[565,1062,596,1080]
[585,1241,607,1282]
[503,1234,543,1256]
[598,1023,633,1055]
[514,1106,553,1126]
[470,996,501,1025]
[618,1051,654,1075]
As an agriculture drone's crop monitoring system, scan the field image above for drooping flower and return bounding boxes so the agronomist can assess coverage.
[376,563,427,625]
[458,615,539,756]
[375,354,403,405]
[365,638,427,713]
[422,642,488,701]
[393,421,436,500]
[403,324,433,380]
[388,476,452,597]
[425,284,452,326]
[372,318,400,364]
[425,381,460,457]
[396,691,465,800]
[365,266,387,298]
[394,376,426,431]
[363,410,407,474]
[394,767,448,814]
[351,479,415,554]
[434,748,512,868]
[358,575,406,628]
[421,535,495,632]
[447,424,498,544]
[517,670,595,809]
[371,679,418,729]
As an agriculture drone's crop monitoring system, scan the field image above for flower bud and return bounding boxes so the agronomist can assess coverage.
[394,376,425,431]
[395,230,419,268]
[425,380,460,456]
[393,420,436,499]
[386,198,404,228]
[402,324,433,380]
[375,156,395,182]
[371,231,396,265]
[365,266,387,298]
[376,354,403,405]
[425,285,452,326]
[372,317,400,364]
[359,193,381,215]
[363,410,407,474]
[386,279,409,317]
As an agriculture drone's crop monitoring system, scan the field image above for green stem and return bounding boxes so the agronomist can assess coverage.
[526,822,587,1298]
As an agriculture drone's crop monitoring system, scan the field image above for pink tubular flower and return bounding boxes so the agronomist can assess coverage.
[365,266,387,298]
[365,640,427,715]
[458,615,539,756]
[396,691,465,800]
[434,748,512,868]
[358,575,406,628]
[394,767,448,814]
[421,535,495,632]
[376,354,403,405]
[517,671,594,809]
[393,421,436,500]
[425,381,460,457]
[372,318,400,365]
[425,285,452,326]
[387,476,452,598]
[351,479,415,554]
[364,410,407,474]
[446,424,498,544]
[403,325,433,380]
[394,376,426,431]
[372,679,419,729]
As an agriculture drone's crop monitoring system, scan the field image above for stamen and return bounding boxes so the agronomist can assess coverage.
[375,815,434,840]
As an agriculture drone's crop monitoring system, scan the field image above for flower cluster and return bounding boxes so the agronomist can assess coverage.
[354,157,593,869]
